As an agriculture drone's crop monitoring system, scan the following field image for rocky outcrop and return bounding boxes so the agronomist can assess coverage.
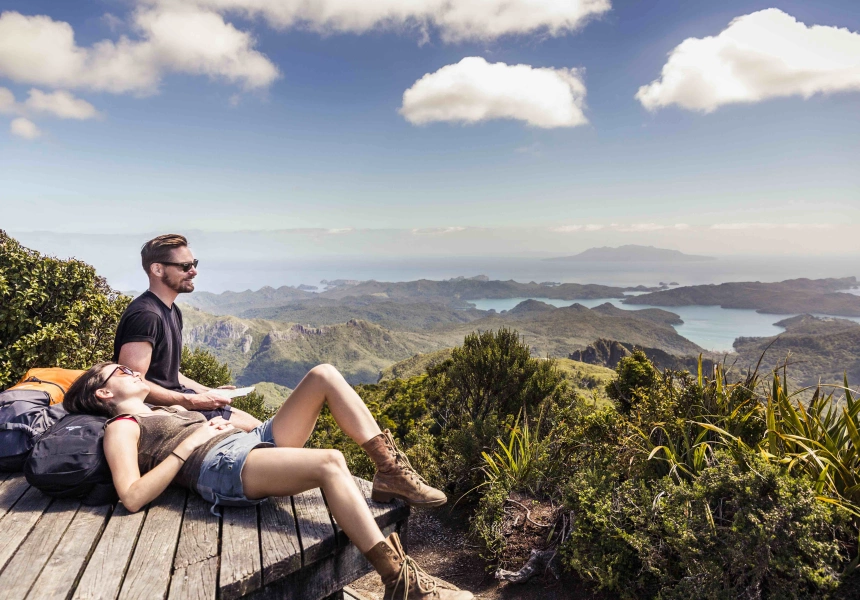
[570,338,715,372]
[185,319,252,351]
[569,339,632,368]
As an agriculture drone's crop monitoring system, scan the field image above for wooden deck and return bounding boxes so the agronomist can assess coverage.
[0,472,409,600]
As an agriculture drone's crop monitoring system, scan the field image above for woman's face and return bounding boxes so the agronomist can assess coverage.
[98,364,150,402]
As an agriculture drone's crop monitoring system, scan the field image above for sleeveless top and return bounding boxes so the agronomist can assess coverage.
[106,407,239,490]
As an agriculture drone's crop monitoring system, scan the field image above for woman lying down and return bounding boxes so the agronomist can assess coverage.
[64,362,473,600]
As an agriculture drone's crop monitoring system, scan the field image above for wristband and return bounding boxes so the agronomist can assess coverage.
[171,451,186,463]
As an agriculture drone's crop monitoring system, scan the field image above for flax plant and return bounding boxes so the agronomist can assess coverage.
[635,358,764,483]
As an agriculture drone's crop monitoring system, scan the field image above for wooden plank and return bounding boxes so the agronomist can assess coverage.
[27,503,112,600]
[243,522,398,600]
[260,496,302,585]
[330,478,410,547]
[343,586,373,600]
[117,487,186,600]
[0,474,30,519]
[0,498,80,600]
[293,488,336,566]
[73,504,146,600]
[168,556,218,600]
[174,493,219,570]
[0,487,52,572]
[220,504,262,600]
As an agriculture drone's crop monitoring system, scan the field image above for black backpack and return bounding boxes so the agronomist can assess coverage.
[0,390,67,472]
[24,413,118,505]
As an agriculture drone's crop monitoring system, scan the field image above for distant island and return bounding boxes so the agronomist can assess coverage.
[546,245,715,262]
[625,277,860,317]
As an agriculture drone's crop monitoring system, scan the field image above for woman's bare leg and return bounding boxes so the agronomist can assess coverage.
[241,447,385,552]
[269,364,381,448]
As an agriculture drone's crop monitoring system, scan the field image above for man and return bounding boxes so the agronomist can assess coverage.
[114,234,261,431]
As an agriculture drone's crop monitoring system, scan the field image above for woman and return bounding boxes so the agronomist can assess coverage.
[64,362,473,600]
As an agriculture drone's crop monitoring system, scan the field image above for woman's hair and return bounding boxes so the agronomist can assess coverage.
[63,362,116,419]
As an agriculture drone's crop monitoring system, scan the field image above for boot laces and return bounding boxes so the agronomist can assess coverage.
[387,437,428,486]
[393,554,437,599]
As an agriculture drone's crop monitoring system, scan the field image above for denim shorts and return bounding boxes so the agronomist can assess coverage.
[196,418,276,516]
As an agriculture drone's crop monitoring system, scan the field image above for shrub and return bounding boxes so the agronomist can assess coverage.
[426,328,565,494]
[0,230,130,389]
[428,328,565,426]
[563,452,848,599]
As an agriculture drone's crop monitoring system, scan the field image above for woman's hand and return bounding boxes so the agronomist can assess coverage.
[177,418,235,457]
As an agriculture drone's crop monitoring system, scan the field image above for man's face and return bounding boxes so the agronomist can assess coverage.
[159,246,197,294]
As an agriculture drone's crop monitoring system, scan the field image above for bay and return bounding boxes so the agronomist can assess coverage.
[467,297,860,353]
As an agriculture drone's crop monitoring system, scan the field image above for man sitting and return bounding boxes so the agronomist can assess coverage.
[114,234,261,432]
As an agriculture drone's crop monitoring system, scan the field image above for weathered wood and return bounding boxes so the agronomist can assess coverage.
[220,504,262,600]
[293,488,336,566]
[0,498,80,600]
[343,586,373,600]
[73,505,146,600]
[27,503,112,600]
[260,496,302,584]
[0,486,52,572]
[0,474,31,520]
[117,487,186,600]
[174,493,219,570]
[168,556,218,600]
[244,522,397,600]
[330,478,410,547]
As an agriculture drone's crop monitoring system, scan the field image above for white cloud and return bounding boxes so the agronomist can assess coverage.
[401,57,587,128]
[0,86,15,114]
[144,0,611,43]
[552,223,691,233]
[637,9,860,112]
[0,10,279,95]
[411,226,467,235]
[25,89,99,119]
[551,224,604,232]
[326,228,354,234]
[10,117,41,139]
[711,223,835,230]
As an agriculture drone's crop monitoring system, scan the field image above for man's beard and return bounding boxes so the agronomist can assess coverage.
[161,272,194,293]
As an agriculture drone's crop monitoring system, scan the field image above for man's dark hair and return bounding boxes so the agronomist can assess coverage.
[141,234,188,274]
[63,362,116,419]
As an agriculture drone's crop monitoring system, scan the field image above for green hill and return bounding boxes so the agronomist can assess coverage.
[239,296,487,331]
[733,314,860,390]
[625,277,860,316]
[180,298,701,389]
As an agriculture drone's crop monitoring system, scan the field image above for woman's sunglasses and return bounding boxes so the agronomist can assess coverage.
[105,365,135,383]
[159,259,199,272]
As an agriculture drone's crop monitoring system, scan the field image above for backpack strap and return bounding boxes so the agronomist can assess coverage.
[0,422,39,436]
[22,377,66,394]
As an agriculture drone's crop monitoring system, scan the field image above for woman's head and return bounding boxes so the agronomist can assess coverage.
[64,362,150,418]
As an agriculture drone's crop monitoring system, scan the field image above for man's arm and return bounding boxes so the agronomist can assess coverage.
[118,342,231,411]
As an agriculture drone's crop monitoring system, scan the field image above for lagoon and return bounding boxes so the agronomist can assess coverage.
[467,297,860,353]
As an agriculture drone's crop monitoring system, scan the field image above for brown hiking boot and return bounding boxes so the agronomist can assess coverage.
[362,429,447,508]
[364,532,473,600]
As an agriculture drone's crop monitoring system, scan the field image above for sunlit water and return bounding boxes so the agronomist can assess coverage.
[467,297,860,353]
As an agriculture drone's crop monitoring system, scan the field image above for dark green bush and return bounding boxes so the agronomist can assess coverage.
[0,230,130,389]
[425,328,565,494]
[563,450,848,599]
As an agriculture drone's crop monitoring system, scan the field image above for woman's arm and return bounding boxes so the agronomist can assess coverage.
[104,419,234,513]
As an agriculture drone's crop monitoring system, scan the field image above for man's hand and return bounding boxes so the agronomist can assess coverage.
[217,385,237,390]
[186,391,232,411]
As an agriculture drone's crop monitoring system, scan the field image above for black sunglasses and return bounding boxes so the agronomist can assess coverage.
[159,259,199,272]
[105,365,135,383]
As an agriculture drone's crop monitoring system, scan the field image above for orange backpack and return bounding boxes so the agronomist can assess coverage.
[12,368,85,405]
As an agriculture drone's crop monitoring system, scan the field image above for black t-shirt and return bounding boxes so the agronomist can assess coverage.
[113,291,184,391]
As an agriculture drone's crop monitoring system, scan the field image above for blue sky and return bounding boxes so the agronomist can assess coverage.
[1,0,858,257]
